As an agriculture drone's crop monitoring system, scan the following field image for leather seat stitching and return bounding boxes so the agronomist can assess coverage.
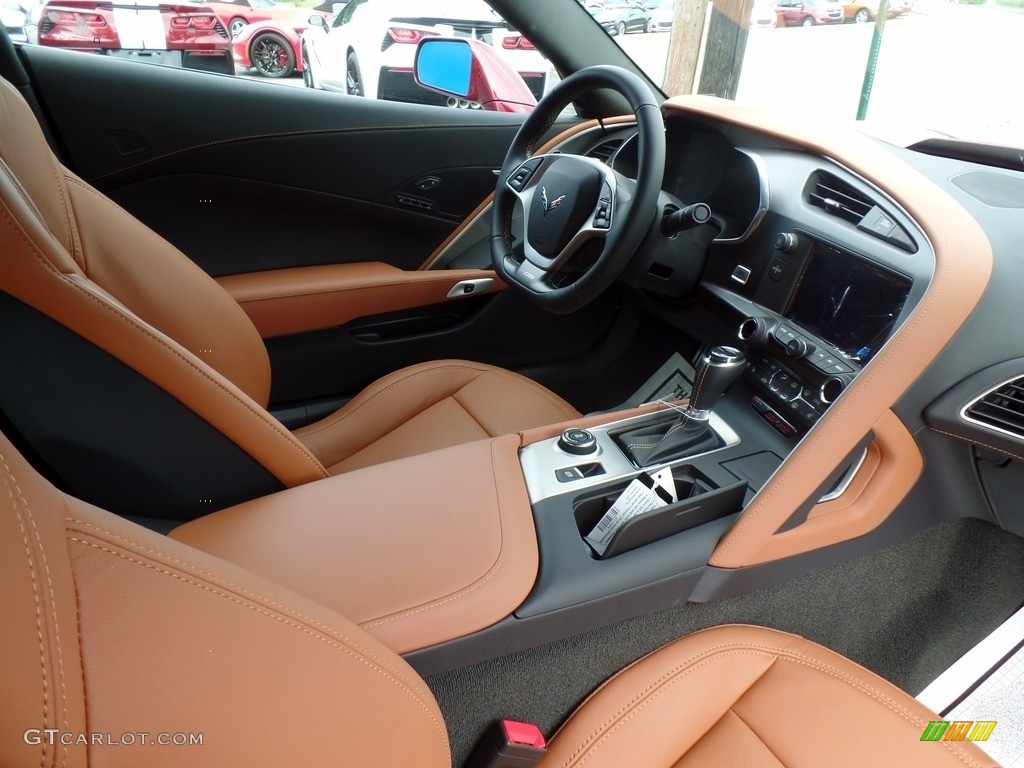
[47,154,80,268]
[3,453,52,768]
[0,205,324,479]
[70,281,328,475]
[362,438,515,628]
[63,176,274,388]
[0,159,56,242]
[451,390,493,436]
[65,517,423,693]
[4,207,327,478]
[298,366,485,440]
[727,706,788,767]
[558,645,985,768]
[299,364,577,442]
[66,534,450,760]
[4,452,72,768]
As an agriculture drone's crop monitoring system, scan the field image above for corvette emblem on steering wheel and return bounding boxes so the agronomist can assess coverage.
[541,187,566,217]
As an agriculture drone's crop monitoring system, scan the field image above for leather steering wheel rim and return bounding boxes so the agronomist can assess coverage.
[489,65,665,314]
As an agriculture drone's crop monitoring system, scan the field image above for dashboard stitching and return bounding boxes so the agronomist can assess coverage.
[928,425,1024,464]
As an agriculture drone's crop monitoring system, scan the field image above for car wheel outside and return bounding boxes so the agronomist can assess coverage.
[646,18,656,32]
[346,51,364,96]
[229,16,247,38]
[251,32,294,78]
[616,21,626,35]
[801,15,815,25]
[854,8,871,22]
[301,44,314,88]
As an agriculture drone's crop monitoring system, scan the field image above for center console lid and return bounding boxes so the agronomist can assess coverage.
[169,434,537,654]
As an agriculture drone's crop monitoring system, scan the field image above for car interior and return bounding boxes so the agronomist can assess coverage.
[2,0,1024,765]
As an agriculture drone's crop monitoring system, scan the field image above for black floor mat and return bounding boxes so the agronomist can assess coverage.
[427,518,1024,765]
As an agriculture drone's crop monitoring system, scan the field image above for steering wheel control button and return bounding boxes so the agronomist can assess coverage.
[507,158,542,192]
[559,428,597,455]
[594,187,613,229]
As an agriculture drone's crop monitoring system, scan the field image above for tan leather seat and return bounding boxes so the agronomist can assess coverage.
[0,77,579,514]
[0,427,995,768]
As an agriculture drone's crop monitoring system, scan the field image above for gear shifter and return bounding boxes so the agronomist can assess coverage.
[618,346,746,467]
[681,346,747,420]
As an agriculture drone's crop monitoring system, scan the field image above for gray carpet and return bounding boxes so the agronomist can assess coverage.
[427,518,1024,765]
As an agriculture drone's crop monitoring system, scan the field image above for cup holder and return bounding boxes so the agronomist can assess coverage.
[573,466,746,559]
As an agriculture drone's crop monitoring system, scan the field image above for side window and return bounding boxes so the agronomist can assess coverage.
[27,0,556,112]
[332,0,363,28]
[300,0,556,110]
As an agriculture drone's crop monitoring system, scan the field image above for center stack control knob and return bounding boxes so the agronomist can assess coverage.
[785,337,815,358]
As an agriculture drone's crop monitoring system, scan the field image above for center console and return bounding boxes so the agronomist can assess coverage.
[718,230,915,438]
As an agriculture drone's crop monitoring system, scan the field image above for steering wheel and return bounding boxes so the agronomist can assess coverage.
[490,65,666,314]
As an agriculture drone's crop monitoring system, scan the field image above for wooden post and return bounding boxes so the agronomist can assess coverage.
[662,0,711,96]
[697,0,756,98]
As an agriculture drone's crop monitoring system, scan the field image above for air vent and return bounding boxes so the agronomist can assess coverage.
[966,377,1024,438]
[807,171,874,224]
[806,170,917,252]
[588,139,623,165]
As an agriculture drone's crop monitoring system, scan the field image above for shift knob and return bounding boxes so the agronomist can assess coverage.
[687,345,746,416]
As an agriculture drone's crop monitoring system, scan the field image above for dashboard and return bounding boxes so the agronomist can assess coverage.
[569,110,934,441]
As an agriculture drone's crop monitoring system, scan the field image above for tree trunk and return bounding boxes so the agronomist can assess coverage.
[697,0,755,99]
[662,0,711,95]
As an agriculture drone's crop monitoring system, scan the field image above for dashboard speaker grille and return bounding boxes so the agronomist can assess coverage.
[807,171,874,224]
[966,378,1024,437]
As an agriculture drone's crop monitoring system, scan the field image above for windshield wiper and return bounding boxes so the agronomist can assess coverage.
[909,138,1024,173]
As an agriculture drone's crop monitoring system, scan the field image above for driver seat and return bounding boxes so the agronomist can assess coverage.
[0,76,580,518]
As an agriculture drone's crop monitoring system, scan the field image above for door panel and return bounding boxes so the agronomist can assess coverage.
[22,46,538,274]
[19,45,610,409]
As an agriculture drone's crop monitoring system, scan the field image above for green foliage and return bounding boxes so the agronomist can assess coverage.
[995,0,1024,8]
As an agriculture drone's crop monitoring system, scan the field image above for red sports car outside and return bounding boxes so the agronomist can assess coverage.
[37,0,233,74]
[231,15,325,78]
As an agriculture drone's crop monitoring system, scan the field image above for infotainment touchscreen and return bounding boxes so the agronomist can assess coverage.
[786,241,912,364]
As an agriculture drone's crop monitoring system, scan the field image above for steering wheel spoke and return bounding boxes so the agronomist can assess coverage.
[506,154,618,284]
[491,66,665,313]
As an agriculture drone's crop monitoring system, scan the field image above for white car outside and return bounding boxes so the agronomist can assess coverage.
[300,0,546,105]
[1,0,28,42]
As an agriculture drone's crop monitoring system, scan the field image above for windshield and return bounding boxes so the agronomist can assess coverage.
[607,0,1022,145]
